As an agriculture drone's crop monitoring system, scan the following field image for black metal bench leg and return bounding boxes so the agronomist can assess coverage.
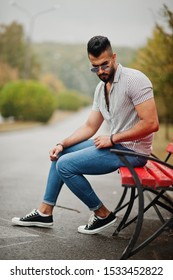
[122,190,168,229]
[113,187,128,213]
[117,155,145,260]
[129,215,173,257]
[113,187,135,235]
[111,148,173,259]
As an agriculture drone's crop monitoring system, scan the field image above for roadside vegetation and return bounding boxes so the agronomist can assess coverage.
[152,124,173,164]
[0,80,91,123]
[0,4,172,146]
[131,5,173,139]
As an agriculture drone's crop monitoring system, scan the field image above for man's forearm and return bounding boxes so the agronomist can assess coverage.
[60,124,95,148]
[111,119,159,144]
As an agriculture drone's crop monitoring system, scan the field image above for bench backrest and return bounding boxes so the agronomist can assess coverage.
[166,143,173,154]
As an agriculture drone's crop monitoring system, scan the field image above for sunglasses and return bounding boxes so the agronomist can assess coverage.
[90,63,110,73]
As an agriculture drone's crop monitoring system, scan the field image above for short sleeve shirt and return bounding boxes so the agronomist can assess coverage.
[92,64,154,154]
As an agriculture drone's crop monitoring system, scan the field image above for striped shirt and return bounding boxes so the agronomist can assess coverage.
[92,64,154,154]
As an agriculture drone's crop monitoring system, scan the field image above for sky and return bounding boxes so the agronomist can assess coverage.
[0,0,173,47]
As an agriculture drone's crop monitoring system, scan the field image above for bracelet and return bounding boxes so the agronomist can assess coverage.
[110,134,115,145]
[56,143,64,149]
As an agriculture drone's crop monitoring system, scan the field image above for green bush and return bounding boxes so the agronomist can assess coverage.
[0,80,56,123]
[56,90,91,111]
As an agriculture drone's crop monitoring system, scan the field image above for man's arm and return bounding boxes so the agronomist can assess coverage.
[111,98,159,143]
[50,110,104,161]
[94,98,159,149]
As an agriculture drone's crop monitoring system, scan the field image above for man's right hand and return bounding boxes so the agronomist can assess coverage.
[49,145,63,161]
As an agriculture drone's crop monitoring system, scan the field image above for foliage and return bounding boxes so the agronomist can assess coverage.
[0,22,25,71]
[33,43,136,96]
[0,81,56,123]
[0,62,19,89]
[55,90,92,111]
[0,22,41,79]
[0,21,136,95]
[131,5,173,127]
[40,74,66,93]
[153,123,173,164]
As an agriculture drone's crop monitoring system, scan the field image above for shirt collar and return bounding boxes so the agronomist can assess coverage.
[113,63,122,83]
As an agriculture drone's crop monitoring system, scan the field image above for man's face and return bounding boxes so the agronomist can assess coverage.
[89,50,116,83]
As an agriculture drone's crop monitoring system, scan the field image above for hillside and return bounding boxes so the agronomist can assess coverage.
[33,42,136,95]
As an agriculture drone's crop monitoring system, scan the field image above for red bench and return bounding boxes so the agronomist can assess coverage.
[111,141,173,259]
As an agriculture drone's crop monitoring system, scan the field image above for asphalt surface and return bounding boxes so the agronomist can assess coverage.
[0,107,173,260]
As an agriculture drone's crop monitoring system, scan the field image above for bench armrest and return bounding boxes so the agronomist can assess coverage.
[110,149,173,170]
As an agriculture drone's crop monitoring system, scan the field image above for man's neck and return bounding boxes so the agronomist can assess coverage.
[105,63,117,87]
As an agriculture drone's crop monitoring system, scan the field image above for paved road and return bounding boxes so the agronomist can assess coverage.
[0,107,173,260]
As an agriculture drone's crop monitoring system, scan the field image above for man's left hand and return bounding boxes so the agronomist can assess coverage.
[94,135,113,149]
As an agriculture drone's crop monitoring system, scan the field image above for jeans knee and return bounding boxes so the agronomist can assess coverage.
[56,156,70,177]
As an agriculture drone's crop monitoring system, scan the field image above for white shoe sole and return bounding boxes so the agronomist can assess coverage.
[12,218,53,228]
[78,217,117,235]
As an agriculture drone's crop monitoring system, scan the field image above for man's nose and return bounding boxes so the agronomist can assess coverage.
[97,66,104,74]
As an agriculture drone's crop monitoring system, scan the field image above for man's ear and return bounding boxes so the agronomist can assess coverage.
[113,53,116,60]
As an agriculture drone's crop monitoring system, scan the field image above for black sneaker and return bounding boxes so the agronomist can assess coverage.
[12,209,53,228]
[78,212,117,234]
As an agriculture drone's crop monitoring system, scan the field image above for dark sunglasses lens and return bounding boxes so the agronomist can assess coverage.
[102,65,108,70]
[91,67,98,73]
[91,64,109,73]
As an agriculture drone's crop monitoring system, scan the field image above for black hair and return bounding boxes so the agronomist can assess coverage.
[87,36,112,57]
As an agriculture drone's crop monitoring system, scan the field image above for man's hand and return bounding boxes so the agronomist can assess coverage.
[94,135,113,149]
[49,145,63,161]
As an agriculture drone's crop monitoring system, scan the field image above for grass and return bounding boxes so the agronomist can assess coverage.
[152,124,173,164]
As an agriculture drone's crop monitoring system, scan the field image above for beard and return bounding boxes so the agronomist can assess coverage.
[98,67,115,83]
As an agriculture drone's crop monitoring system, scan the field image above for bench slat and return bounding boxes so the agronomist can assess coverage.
[135,167,156,186]
[146,161,172,187]
[150,161,173,181]
[120,166,156,187]
[119,160,173,188]
[120,167,135,186]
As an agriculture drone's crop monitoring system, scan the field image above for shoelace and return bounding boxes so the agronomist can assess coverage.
[24,209,38,219]
[87,214,98,228]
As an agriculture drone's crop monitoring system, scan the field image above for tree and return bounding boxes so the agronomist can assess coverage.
[0,22,40,79]
[40,74,66,93]
[0,62,19,89]
[0,22,25,72]
[131,5,173,139]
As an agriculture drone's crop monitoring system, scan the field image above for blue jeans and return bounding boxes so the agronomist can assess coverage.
[43,140,147,211]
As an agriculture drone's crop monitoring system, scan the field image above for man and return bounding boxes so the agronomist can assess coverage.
[12,36,159,234]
